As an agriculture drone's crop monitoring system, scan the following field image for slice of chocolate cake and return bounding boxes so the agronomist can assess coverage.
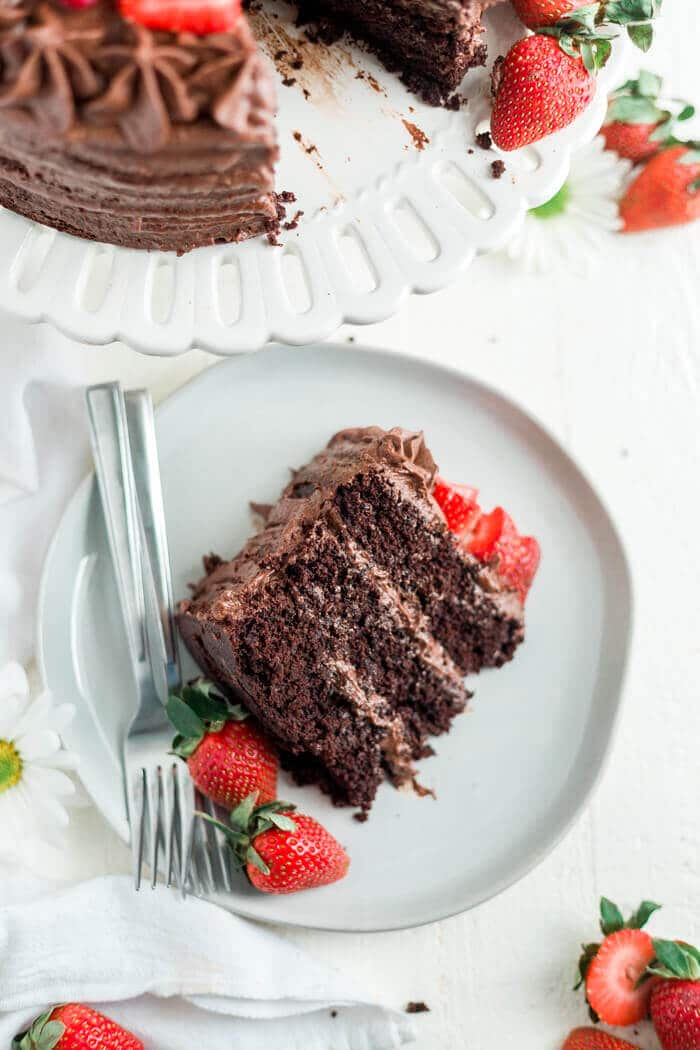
[296,0,489,105]
[178,427,539,816]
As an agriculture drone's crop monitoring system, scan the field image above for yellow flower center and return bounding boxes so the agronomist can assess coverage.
[0,738,23,793]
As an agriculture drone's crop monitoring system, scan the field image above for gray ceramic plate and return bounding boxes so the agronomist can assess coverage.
[38,345,633,932]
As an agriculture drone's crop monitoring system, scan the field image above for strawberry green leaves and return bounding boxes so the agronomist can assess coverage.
[167,678,248,758]
[604,0,662,50]
[12,1013,65,1050]
[648,939,700,980]
[600,896,661,935]
[196,793,298,875]
[606,72,695,142]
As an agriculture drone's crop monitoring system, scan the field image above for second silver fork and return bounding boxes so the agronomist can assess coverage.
[86,383,212,893]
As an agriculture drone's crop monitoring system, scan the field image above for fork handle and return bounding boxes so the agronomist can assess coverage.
[125,390,181,695]
[86,383,147,668]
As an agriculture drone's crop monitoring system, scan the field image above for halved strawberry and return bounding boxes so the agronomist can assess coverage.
[119,0,242,34]
[433,477,480,534]
[585,929,656,1026]
[492,513,541,601]
[433,480,540,601]
[467,506,505,558]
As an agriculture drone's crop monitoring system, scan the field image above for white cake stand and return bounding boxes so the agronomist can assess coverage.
[0,2,625,356]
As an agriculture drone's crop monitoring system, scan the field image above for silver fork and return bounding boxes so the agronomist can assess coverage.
[86,383,196,892]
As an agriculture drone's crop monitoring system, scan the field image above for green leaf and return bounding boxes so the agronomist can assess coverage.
[574,942,600,990]
[627,900,662,929]
[651,939,698,978]
[627,23,654,51]
[677,104,696,122]
[592,38,613,70]
[565,4,599,31]
[35,1022,65,1050]
[194,810,238,839]
[246,846,271,876]
[230,792,259,831]
[558,33,579,58]
[267,812,297,832]
[636,69,663,96]
[600,897,625,935]
[166,695,205,739]
[181,684,230,722]
[605,0,654,22]
[607,95,663,124]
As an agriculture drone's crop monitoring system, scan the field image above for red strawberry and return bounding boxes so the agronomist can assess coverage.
[433,479,540,601]
[187,719,278,809]
[468,506,505,558]
[433,477,480,534]
[620,145,700,233]
[562,1028,641,1050]
[601,72,695,164]
[651,980,700,1050]
[646,939,700,1050]
[202,794,350,895]
[602,122,660,163]
[489,511,541,600]
[13,1004,143,1050]
[575,897,662,1025]
[585,929,656,1025]
[510,0,595,30]
[490,35,595,151]
[167,680,278,809]
[119,0,242,34]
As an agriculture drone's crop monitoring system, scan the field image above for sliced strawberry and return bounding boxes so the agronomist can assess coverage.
[491,512,541,601]
[433,477,480,535]
[467,507,505,558]
[119,0,242,34]
[433,479,540,601]
[585,928,656,1026]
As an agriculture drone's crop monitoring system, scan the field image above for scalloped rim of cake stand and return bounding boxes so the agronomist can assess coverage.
[0,39,626,355]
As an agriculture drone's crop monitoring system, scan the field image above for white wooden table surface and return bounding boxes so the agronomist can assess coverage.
[16,5,700,1046]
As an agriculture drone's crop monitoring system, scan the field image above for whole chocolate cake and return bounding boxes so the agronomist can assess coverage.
[0,0,499,253]
[178,427,540,816]
[0,2,279,252]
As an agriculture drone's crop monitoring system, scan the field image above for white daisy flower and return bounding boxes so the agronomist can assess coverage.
[0,662,78,865]
[504,136,632,274]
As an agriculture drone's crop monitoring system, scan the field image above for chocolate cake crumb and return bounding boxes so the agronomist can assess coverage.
[282,76,297,87]
[445,93,460,111]
[278,190,296,203]
[283,210,304,231]
[490,159,506,179]
[406,1002,430,1014]
[353,810,369,822]
[331,1010,338,1019]
[476,131,492,150]
[274,48,287,60]
[291,57,304,70]
[467,148,474,154]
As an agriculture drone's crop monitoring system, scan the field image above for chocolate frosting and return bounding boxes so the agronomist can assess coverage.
[0,0,279,251]
[0,1,275,145]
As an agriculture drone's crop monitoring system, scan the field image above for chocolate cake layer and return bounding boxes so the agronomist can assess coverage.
[296,0,487,104]
[178,427,526,815]
[0,3,279,253]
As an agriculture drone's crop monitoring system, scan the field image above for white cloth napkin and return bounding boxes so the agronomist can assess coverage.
[0,875,414,1050]
[0,314,90,667]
